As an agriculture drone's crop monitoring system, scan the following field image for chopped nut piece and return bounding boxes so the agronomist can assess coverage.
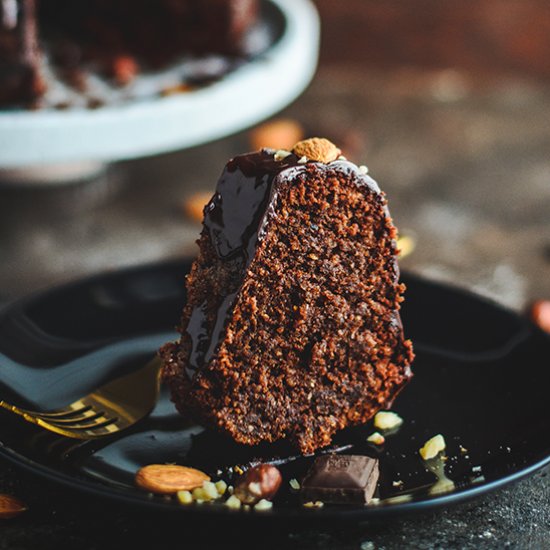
[0,494,27,519]
[274,149,292,161]
[201,481,220,500]
[249,119,304,151]
[135,464,210,494]
[215,480,227,496]
[303,501,324,508]
[289,478,301,490]
[225,495,242,509]
[373,411,403,431]
[367,432,385,445]
[176,490,193,505]
[419,434,446,460]
[298,156,308,164]
[254,499,273,511]
[192,487,206,501]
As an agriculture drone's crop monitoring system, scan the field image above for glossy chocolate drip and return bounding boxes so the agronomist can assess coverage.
[204,150,301,260]
[184,152,387,379]
[185,150,303,377]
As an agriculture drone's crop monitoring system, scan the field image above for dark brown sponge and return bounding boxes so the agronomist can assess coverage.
[161,145,414,454]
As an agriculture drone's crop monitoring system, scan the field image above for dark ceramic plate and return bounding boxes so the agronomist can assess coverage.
[0,259,548,521]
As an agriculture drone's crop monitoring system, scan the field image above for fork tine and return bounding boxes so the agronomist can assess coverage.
[36,410,106,425]
[32,405,92,419]
[51,416,119,431]
[0,356,162,439]
[33,417,120,439]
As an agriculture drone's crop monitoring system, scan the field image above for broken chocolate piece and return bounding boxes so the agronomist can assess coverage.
[301,454,379,504]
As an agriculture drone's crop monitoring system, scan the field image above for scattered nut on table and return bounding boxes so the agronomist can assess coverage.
[233,464,282,505]
[182,191,213,222]
[249,118,304,151]
[0,494,27,519]
[530,300,550,334]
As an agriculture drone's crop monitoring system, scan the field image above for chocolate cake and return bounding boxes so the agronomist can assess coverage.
[0,0,258,107]
[161,138,414,454]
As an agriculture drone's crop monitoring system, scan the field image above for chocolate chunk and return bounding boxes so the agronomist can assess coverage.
[301,454,379,504]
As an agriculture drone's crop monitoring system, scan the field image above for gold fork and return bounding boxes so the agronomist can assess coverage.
[0,356,162,439]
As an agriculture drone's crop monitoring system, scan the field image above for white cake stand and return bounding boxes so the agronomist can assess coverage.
[0,0,319,183]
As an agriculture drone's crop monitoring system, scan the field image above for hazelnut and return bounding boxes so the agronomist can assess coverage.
[233,464,282,505]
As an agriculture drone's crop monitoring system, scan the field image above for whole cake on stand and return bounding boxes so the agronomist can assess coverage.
[0,0,319,188]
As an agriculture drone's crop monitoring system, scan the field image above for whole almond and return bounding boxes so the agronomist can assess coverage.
[135,464,210,494]
[530,300,550,334]
[0,494,27,519]
[292,137,342,164]
[182,191,213,222]
[249,118,304,151]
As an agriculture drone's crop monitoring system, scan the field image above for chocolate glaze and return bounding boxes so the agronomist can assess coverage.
[204,150,300,260]
[184,150,388,379]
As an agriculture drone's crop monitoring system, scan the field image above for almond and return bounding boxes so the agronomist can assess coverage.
[530,300,550,334]
[0,494,27,519]
[182,191,213,222]
[249,118,304,151]
[135,464,210,494]
[292,137,342,164]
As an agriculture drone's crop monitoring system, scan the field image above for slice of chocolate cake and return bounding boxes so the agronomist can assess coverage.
[161,138,414,454]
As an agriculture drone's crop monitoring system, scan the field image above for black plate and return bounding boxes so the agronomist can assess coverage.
[0,259,549,521]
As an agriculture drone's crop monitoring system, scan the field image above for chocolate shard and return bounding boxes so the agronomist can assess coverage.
[301,454,379,504]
